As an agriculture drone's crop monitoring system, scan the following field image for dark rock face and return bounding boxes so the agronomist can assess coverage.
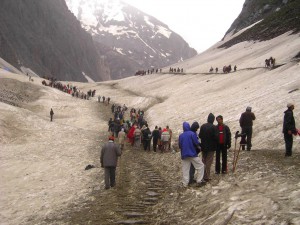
[0,0,110,82]
[220,0,300,48]
[66,0,197,79]
[224,0,289,36]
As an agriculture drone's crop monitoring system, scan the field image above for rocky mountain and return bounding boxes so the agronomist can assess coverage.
[65,0,197,79]
[0,0,110,82]
[221,0,300,40]
[220,0,300,49]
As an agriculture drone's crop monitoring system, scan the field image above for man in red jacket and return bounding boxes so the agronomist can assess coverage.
[215,115,231,174]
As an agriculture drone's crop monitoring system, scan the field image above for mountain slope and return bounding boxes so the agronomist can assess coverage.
[220,0,300,48]
[66,0,197,79]
[0,0,110,82]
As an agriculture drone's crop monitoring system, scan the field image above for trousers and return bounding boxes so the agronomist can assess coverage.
[182,157,205,186]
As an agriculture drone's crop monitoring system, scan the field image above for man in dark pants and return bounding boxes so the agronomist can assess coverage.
[215,115,231,174]
[199,113,219,182]
[239,106,256,151]
[152,126,160,152]
[100,136,122,189]
[142,124,152,151]
[283,103,297,157]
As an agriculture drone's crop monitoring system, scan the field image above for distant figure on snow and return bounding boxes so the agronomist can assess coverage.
[50,108,54,122]
[283,103,298,157]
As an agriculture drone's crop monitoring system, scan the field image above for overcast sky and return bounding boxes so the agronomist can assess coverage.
[122,0,245,53]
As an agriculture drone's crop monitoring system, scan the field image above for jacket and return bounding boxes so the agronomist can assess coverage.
[239,111,256,127]
[127,126,135,139]
[216,123,231,148]
[283,109,296,133]
[152,129,160,140]
[100,141,122,167]
[161,129,170,142]
[179,122,201,159]
[199,113,218,151]
[118,131,126,145]
[142,128,152,140]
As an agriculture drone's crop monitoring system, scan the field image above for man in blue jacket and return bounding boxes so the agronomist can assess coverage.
[179,122,205,187]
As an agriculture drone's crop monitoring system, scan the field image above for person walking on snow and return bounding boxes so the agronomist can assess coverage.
[239,106,256,151]
[152,126,160,152]
[179,122,205,187]
[100,136,122,189]
[142,124,152,151]
[50,108,54,122]
[283,103,298,157]
[166,125,173,151]
[118,128,126,150]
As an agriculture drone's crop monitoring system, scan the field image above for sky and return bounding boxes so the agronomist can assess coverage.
[122,0,245,53]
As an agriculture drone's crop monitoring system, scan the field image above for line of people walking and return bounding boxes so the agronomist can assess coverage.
[101,101,298,190]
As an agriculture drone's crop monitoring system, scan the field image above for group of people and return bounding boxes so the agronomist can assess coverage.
[209,65,237,73]
[169,67,184,73]
[127,124,173,152]
[179,114,231,187]
[107,106,173,153]
[42,79,93,100]
[179,107,256,187]
[98,95,110,105]
[100,101,298,190]
[265,56,276,68]
[135,68,162,76]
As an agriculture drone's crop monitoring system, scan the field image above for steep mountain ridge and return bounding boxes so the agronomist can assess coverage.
[0,0,110,82]
[66,0,197,79]
[220,0,300,49]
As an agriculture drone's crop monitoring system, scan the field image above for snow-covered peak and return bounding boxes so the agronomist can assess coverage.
[65,0,197,80]
[66,0,126,27]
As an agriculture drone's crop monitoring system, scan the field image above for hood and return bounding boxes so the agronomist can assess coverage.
[207,113,215,124]
[190,122,200,132]
[182,122,191,132]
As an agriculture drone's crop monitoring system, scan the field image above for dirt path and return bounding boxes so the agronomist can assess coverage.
[63,148,174,225]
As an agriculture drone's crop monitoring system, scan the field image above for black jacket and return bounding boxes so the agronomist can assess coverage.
[283,109,296,133]
[152,129,160,140]
[142,128,152,140]
[199,113,218,151]
[239,111,255,127]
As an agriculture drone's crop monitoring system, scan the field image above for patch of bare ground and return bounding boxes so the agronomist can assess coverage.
[0,78,42,107]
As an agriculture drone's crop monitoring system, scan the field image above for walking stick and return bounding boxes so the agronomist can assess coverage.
[232,131,239,172]
[233,144,242,173]
[232,131,246,173]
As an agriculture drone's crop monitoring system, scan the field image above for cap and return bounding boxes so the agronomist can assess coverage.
[287,103,294,108]
[108,136,114,141]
